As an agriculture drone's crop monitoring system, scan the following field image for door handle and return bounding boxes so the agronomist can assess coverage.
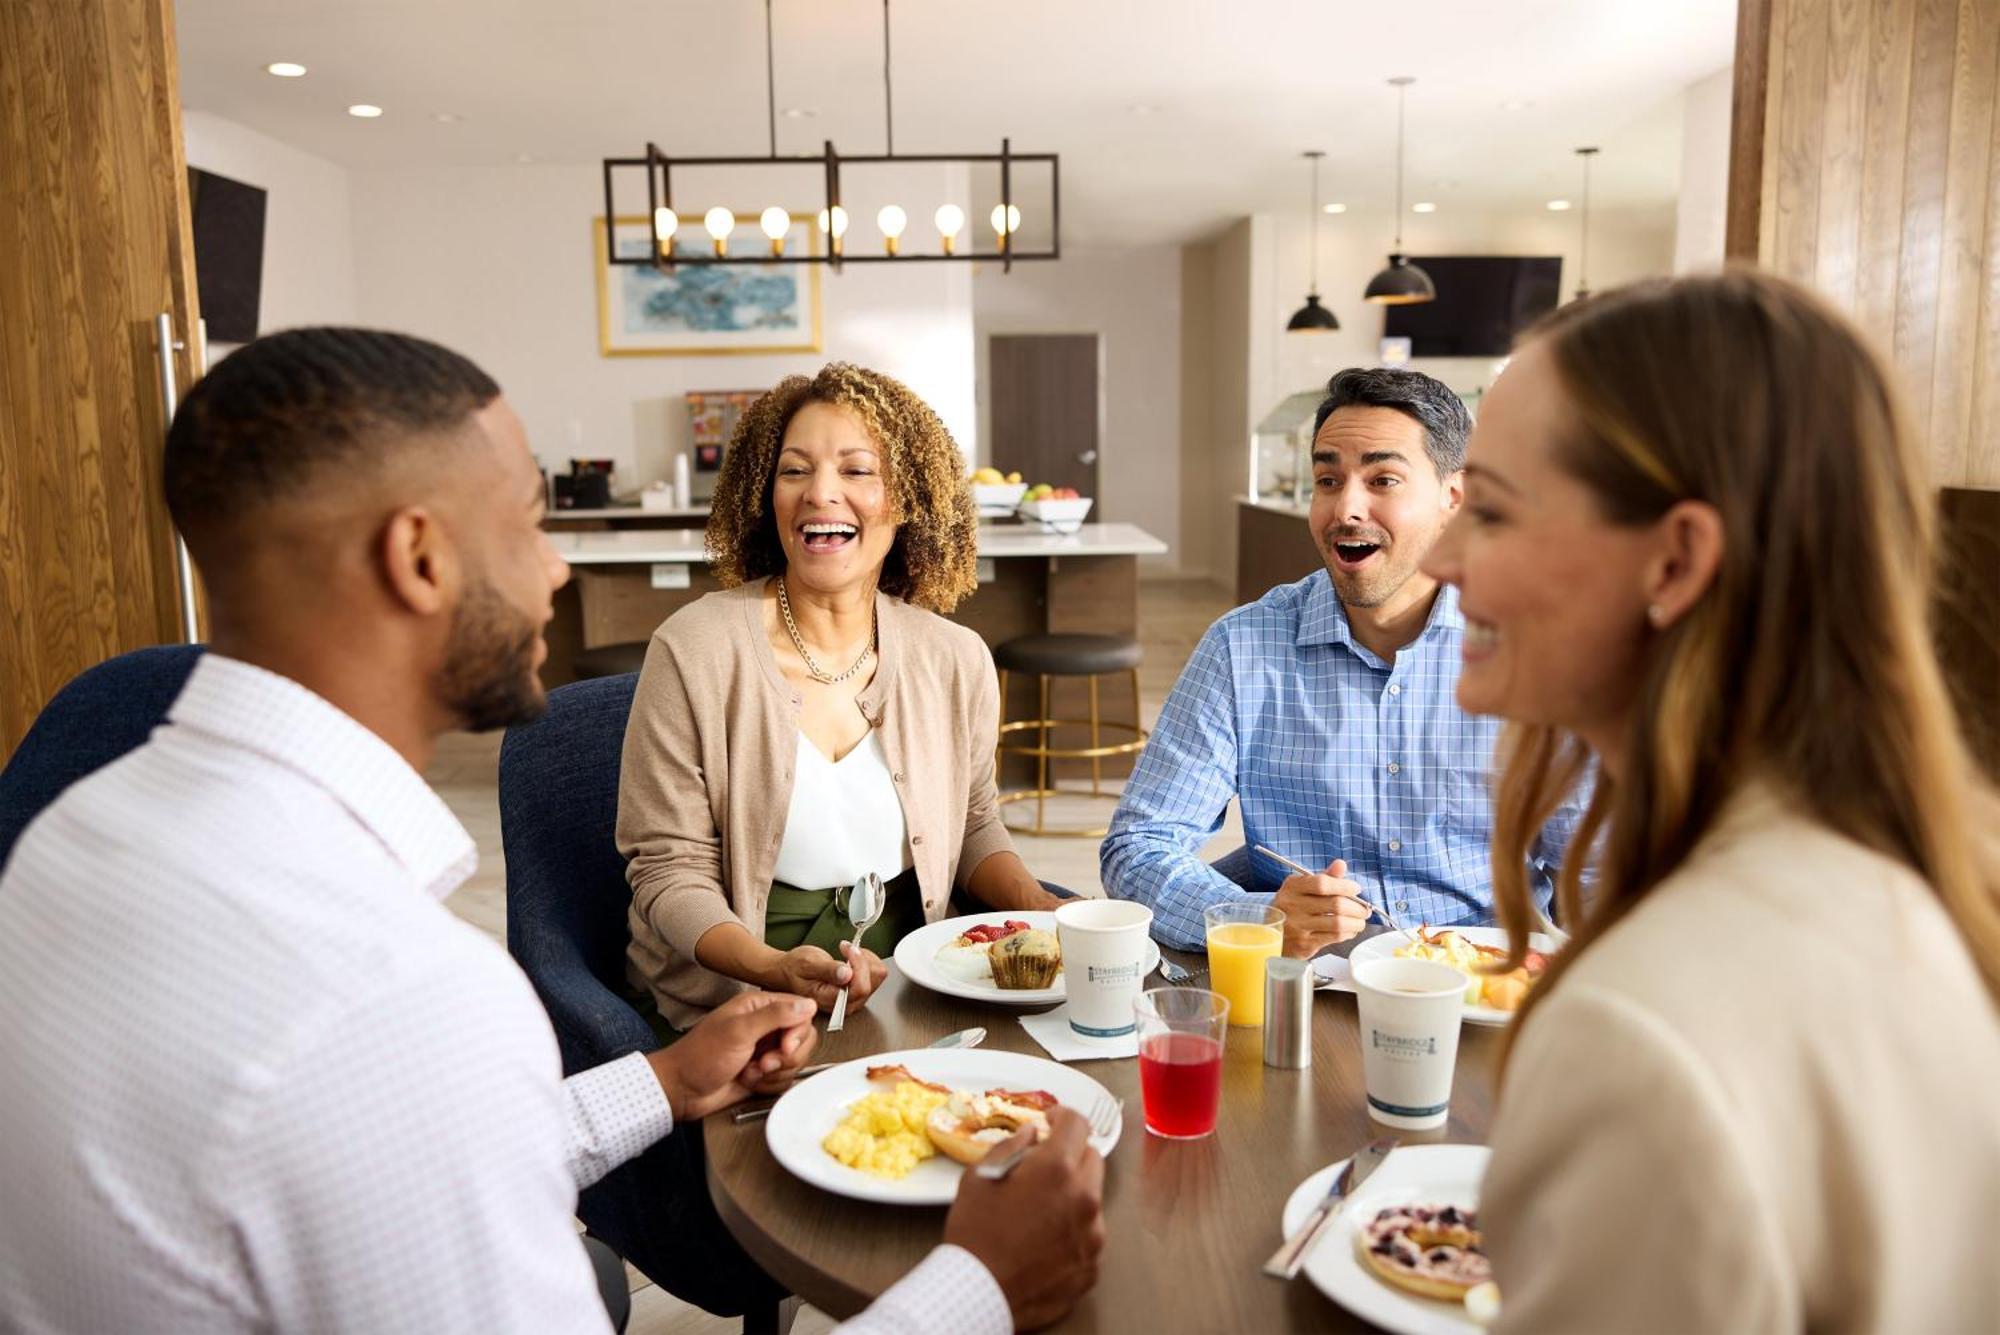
[1077,449,1098,465]
[156,313,201,644]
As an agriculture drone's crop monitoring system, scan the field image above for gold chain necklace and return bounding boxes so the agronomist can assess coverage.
[776,574,877,685]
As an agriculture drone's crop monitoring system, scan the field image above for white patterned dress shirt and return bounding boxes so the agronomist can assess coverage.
[0,655,1007,1335]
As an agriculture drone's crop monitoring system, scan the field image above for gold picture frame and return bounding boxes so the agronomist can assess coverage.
[593,212,824,357]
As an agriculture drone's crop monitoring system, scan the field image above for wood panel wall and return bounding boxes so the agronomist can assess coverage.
[0,0,201,757]
[1729,0,2000,488]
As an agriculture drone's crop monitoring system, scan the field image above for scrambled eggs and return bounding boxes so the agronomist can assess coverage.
[821,1080,950,1180]
[1394,931,1539,1011]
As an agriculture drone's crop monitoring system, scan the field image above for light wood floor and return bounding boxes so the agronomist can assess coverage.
[427,577,1238,1334]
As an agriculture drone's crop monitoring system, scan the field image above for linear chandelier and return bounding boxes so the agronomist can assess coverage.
[601,0,1059,273]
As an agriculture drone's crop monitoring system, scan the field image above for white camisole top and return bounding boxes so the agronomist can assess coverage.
[771,729,911,890]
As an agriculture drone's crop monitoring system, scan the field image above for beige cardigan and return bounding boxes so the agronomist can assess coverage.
[1484,784,2000,1332]
[617,579,1015,1029]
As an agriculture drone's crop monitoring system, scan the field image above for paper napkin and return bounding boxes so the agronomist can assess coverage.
[1018,1003,1139,1061]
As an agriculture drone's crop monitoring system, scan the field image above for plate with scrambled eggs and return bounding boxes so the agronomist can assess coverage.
[763,1048,1122,1204]
[1348,926,1559,1027]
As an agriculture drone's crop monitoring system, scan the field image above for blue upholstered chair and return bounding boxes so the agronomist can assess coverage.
[499,673,786,1324]
[0,644,205,871]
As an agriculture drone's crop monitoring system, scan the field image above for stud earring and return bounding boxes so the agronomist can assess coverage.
[1648,603,1666,627]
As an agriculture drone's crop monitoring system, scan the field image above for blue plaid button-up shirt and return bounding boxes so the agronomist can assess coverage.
[1101,572,1587,950]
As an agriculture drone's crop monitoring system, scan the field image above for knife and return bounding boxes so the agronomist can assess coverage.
[1262,1138,1398,1279]
[731,1027,989,1124]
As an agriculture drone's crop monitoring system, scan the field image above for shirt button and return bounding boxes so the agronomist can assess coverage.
[1388,839,1402,852]
[1397,900,1410,912]
[893,772,905,784]
[912,834,924,846]
[1386,762,1400,775]
[1387,684,1402,696]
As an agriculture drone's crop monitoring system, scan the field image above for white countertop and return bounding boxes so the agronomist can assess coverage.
[546,504,711,519]
[549,522,1170,566]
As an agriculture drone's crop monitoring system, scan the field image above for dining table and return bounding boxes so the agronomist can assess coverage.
[703,941,1501,1332]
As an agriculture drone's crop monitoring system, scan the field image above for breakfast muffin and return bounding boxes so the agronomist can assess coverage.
[989,928,1061,989]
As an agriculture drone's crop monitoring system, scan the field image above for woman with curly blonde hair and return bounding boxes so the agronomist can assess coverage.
[617,363,1063,1030]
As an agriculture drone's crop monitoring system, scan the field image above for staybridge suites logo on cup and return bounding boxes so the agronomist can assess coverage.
[1370,1028,1440,1060]
[1055,899,1155,1039]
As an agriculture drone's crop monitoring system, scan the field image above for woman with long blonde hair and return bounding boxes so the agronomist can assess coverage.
[1420,270,2000,1330]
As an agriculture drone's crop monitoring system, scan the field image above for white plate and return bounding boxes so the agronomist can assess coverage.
[764,1048,1122,1205]
[1280,1144,1492,1335]
[893,910,1160,1006]
[1348,926,1556,1027]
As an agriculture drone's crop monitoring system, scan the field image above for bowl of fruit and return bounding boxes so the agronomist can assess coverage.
[969,467,1028,517]
[1016,485,1093,534]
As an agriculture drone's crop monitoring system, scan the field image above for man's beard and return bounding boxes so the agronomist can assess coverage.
[436,577,546,732]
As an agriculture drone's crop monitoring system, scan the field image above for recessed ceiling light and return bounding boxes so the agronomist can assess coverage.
[1546,198,1572,211]
[432,112,464,124]
[1411,201,1436,214]
[1322,202,1347,214]
[781,107,816,119]
[347,104,384,119]
[1127,102,1158,115]
[515,153,536,163]
[265,62,307,78]
[1500,99,1533,112]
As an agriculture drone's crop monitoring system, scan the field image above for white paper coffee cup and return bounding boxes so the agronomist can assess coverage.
[1352,957,1466,1130]
[1054,899,1154,1038]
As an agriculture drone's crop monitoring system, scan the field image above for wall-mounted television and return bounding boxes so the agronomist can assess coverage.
[187,167,267,344]
[1383,256,1563,357]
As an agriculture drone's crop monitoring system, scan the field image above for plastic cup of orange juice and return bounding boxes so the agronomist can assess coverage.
[1204,902,1285,1027]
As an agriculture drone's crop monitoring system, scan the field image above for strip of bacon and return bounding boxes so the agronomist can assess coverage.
[984,1088,1060,1112]
[865,1064,951,1094]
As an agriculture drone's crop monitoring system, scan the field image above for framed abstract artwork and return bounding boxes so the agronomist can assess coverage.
[593,213,823,357]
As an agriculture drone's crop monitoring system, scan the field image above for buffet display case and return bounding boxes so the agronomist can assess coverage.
[1249,390,1324,509]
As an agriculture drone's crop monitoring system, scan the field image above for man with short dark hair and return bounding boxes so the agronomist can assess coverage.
[1102,366,1584,953]
[0,328,1104,1333]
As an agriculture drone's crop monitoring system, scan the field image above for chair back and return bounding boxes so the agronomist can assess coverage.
[0,645,205,870]
[499,672,650,1070]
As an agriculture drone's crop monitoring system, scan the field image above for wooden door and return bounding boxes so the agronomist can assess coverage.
[0,0,202,757]
[988,334,1101,496]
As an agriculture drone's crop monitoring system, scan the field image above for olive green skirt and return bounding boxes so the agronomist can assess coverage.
[634,867,924,1045]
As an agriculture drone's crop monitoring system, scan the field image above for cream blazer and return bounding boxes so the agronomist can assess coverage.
[1484,784,2000,1333]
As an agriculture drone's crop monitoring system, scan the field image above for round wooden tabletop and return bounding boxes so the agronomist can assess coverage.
[704,950,1500,1332]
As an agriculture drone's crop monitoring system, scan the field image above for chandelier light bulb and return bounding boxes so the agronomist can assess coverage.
[876,205,907,256]
[653,207,679,241]
[990,203,1021,239]
[816,205,850,238]
[760,206,790,256]
[934,204,965,255]
[704,207,734,257]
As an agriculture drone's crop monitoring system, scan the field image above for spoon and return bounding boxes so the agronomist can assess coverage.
[731,1027,988,1124]
[827,871,884,1034]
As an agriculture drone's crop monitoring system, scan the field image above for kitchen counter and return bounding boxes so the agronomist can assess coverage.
[547,522,1168,566]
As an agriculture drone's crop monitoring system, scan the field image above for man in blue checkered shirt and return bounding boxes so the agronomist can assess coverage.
[1102,367,1587,953]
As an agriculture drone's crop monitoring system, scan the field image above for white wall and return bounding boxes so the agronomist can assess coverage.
[181,110,357,347]
[1674,66,1735,274]
[347,162,976,488]
[972,246,1182,573]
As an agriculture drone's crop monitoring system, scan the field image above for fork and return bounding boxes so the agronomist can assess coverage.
[975,1094,1123,1181]
[1251,845,1418,943]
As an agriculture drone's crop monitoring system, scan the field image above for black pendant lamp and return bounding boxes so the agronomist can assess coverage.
[1287,151,1340,332]
[1572,146,1599,302]
[1363,76,1435,306]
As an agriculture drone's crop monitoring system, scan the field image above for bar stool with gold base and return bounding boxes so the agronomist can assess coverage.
[992,633,1148,837]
